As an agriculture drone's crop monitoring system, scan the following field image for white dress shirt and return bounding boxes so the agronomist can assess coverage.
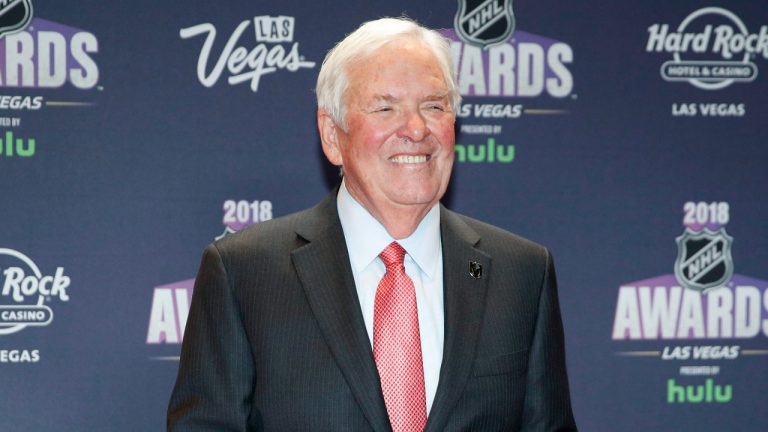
[336,180,445,415]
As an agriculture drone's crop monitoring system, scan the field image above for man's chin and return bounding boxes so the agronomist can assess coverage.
[387,191,442,209]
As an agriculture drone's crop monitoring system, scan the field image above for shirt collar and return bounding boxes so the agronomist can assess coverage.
[337,180,441,279]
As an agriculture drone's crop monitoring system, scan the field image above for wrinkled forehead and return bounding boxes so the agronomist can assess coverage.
[349,37,439,73]
[343,39,448,99]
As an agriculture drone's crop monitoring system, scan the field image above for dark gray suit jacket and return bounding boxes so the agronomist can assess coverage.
[168,191,576,431]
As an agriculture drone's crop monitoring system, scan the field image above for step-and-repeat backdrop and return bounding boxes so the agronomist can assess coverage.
[1,0,766,430]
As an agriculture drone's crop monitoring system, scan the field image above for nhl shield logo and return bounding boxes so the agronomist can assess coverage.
[454,0,515,48]
[674,228,734,292]
[0,0,33,38]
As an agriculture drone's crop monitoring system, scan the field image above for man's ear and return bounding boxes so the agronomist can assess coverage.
[317,109,343,166]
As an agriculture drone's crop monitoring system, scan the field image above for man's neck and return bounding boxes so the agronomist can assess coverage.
[339,180,438,240]
[347,193,432,240]
[373,207,431,240]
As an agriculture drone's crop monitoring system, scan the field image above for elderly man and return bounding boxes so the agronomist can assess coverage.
[168,17,576,432]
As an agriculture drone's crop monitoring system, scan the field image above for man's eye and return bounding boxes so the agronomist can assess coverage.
[426,105,445,111]
[374,107,392,112]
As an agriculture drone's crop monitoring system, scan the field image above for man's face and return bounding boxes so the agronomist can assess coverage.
[321,39,455,226]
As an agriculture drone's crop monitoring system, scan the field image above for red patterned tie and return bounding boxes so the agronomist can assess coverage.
[374,242,427,432]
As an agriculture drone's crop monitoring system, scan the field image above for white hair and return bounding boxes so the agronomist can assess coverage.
[316,17,461,129]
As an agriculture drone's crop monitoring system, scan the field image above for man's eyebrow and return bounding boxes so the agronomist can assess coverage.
[370,92,450,103]
[371,94,398,103]
[423,92,450,101]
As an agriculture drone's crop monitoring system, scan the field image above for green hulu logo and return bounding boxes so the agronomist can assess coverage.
[455,138,514,163]
[0,131,35,157]
[667,378,732,404]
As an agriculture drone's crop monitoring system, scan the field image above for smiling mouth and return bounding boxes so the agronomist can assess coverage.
[389,154,430,164]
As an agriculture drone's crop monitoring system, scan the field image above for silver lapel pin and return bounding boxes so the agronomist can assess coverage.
[469,261,482,279]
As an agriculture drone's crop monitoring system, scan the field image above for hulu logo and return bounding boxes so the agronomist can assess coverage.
[667,378,732,404]
[455,138,514,163]
[0,131,35,157]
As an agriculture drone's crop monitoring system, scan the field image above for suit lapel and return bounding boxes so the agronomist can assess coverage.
[425,208,491,432]
[291,192,391,432]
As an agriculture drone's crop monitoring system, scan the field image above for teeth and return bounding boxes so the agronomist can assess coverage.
[390,155,428,163]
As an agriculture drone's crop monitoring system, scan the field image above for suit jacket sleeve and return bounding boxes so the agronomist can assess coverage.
[521,250,577,431]
[167,243,256,431]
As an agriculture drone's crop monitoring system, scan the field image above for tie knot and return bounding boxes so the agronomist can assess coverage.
[379,242,406,270]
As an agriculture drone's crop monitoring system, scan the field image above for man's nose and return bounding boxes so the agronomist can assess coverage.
[397,109,430,142]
